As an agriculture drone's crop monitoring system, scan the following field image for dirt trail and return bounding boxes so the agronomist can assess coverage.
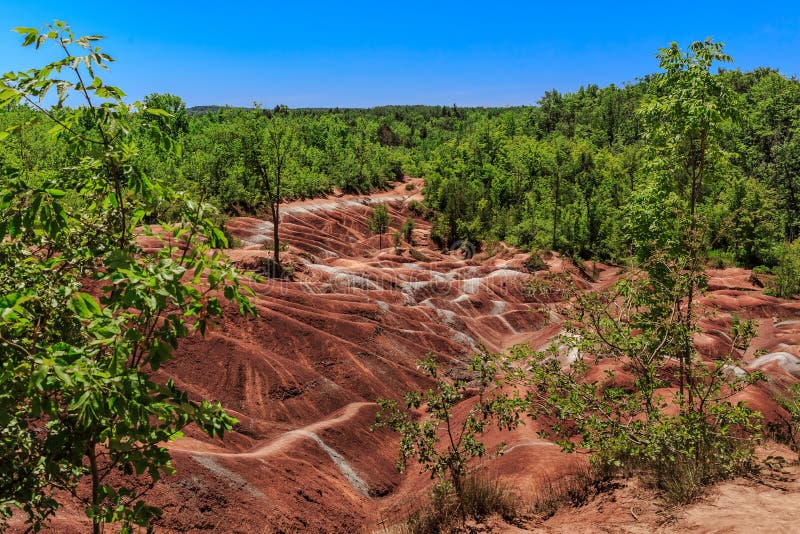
[169,402,375,499]
[170,402,373,459]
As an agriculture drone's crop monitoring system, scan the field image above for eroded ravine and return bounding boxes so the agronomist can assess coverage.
[69,177,800,532]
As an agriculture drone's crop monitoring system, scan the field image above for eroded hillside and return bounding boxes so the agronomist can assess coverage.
[33,178,800,533]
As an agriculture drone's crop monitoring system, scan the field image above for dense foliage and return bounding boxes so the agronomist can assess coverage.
[4,57,799,269]
[0,22,254,532]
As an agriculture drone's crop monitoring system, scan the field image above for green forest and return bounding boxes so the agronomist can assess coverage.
[4,52,800,271]
[3,20,800,534]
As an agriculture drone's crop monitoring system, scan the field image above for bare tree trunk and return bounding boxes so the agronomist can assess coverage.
[682,132,706,414]
[552,173,560,250]
[88,442,101,534]
[272,203,280,266]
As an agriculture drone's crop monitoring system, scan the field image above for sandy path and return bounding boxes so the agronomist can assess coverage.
[170,402,375,497]
[170,401,373,459]
[676,464,800,533]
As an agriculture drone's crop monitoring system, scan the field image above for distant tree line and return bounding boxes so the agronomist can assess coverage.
[3,65,798,269]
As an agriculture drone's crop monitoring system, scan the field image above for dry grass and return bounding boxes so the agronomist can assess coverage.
[373,473,519,534]
[525,466,602,519]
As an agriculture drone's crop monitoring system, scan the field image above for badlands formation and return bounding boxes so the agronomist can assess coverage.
[39,178,800,532]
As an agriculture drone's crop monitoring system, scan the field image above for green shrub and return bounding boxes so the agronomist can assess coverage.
[459,473,518,522]
[368,203,391,251]
[769,240,800,298]
[402,475,518,534]
[401,217,415,244]
[638,410,760,504]
[524,251,547,273]
[392,231,403,254]
[528,467,600,519]
[482,238,501,259]
[769,383,800,460]
[707,249,736,269]
[408,199,428,218]
[523,272,763,506]
[374,351,525,530]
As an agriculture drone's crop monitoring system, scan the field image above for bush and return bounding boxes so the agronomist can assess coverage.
[769,240,800,298]
[524,251,547,273]
[401,217,415,244]
[409,248,430,263]
[638,411,760,504]
[707,249,737,269]
[482,238,501,259]
[523,271,763,506]
[392,231,403,254]
[459,473,518,522]
[400,475,518,534]
[528,467,601,519]
[373,351,525,531]
[769,383,800,460]
[408,199,429,218]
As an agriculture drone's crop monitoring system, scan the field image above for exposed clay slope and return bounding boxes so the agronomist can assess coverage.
[515,443,800,534]
[149,178,572,531]
[27,178,800,533]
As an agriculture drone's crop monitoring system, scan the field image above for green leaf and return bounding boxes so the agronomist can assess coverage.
[145,108,172,118]
[69,292,102,319]
[13,27,38,36]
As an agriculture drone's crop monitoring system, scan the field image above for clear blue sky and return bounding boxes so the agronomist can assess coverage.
[2,1,799,108]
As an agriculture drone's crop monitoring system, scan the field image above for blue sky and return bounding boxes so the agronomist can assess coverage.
[1,1,799,107]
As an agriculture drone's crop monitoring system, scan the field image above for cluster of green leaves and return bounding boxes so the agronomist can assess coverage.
[401,216,415,245]
[768,239,800,298]
[373,351,525,500]
[522,272,763,502]
[770,383,800,460]
[0,22,254,532]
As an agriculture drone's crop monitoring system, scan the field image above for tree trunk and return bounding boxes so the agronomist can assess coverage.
[272,203,280,266]
[552,173,560,250]
[88,442,101,534]
[682,132,706,414]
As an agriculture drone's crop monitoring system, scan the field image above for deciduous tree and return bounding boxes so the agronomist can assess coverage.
[0,22,254,532]
[368,202,391,251]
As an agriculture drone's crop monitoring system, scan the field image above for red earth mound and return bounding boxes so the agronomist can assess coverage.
[29,178,800,533]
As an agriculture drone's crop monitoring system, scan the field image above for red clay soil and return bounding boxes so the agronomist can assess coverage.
[475,442,800,534]
[26,178,800,533]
